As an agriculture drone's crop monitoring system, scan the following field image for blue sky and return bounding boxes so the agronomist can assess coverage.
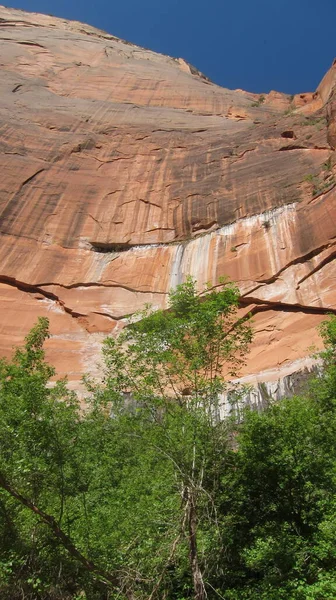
[3,0,336,94]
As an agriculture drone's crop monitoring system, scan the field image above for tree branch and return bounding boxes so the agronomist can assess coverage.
[0,472,119,588]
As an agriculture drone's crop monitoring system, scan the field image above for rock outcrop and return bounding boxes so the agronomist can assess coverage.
[0,5,335,388]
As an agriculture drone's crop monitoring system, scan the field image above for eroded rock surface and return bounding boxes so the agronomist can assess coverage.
[0,5,335,386]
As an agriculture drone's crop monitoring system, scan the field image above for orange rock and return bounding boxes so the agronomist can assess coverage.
[0,5,335,388]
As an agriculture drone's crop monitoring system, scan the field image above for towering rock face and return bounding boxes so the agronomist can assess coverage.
[0,5,335,387]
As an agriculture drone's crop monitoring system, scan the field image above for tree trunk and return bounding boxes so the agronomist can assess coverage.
[186,487,206,600]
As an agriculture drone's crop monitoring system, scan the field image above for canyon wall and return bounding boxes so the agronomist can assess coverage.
[0,5,335,388]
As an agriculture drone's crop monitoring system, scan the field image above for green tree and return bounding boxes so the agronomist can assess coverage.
[98,277,253,599]
[0,318,119,598]
[0,280,253,600]
[215,315,336,600]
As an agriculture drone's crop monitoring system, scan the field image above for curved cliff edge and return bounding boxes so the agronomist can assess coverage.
[0,5,335,393]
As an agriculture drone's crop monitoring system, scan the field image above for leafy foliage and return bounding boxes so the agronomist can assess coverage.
[0,298,336,600]
[101,276,252,406]
[95,277,253,599]
[219,315,336,599]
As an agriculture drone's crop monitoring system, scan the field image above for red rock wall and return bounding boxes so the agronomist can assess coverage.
[0,6,335,387]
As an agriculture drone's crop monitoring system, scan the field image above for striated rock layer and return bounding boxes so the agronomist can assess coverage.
[0,5,335,387]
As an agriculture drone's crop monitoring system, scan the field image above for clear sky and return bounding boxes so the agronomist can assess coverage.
[3,0,336,94]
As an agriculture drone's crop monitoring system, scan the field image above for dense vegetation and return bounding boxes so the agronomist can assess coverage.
[0,278,335,599]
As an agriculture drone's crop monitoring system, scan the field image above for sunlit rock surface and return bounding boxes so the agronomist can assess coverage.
[0,5,335,387]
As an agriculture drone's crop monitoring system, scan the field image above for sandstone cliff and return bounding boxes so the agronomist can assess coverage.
[0,5,335,388]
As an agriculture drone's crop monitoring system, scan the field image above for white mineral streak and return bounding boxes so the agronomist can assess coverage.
[217,356,321,418]
[211,235,220,283]
[179,232,212,288]
[169,244,185,290]
[168,203,297,290]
